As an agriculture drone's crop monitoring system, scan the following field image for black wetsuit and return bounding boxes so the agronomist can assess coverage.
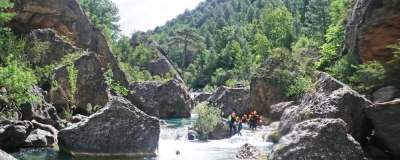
[229,116,236,137]
[250,115,259,129]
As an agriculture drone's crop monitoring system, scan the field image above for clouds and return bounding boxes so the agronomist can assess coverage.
[113,0,204,36]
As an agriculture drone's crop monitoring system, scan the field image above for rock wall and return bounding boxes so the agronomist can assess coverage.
[8,0,128,87]
[346,0,400,64]
[249,78,285,117]
[208,86,250,117]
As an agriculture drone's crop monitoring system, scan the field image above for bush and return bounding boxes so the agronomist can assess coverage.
[192,102,221,140]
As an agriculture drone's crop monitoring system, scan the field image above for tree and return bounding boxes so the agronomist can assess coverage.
[168,27,205,68]
[0,0,14,27]
[78,0,121,42]
[192,102,221,140]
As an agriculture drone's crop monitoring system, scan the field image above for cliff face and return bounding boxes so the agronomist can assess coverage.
[346,0,400,64]
[7,0,128,87]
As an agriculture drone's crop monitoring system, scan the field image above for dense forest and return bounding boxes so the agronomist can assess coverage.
[1,0,400,118]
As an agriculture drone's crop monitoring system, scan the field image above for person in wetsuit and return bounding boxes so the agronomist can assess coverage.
[228,113,236,137]
[250,111,260,130]
[236,117,242,136]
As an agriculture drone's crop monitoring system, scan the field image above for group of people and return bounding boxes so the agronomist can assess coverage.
[227,111,263,137]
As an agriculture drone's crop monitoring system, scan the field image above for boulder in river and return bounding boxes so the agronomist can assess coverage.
[208,118,230,140]
[208,86,250,117]
[0,149,17,160]
[236,143,261,160]
[365,99,400,159]
[270,101,295,121]
[269,118,365,160]
[193,92,212,102]
[128,80,192,118]
[58,96,160,157]
[0,120,34,149]
[278,72,372,144]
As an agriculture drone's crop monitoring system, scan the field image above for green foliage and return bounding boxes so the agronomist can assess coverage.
[87,103,101,115]
[203,84,216,93]
[0,0,14,26]
[59,51,82,66]
[129,43,157,66]
[225,79,237,88]
[105,67,128,96]
[63,63,78,118]
[0,55,40,119]
[181,118,189,126]
[211,68,235,87]
[192,102,221,140]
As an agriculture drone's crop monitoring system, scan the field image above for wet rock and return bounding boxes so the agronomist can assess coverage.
[70,114,88,123]
[264,122,279,143]
[21,129,56,147]
[278,72,373,144]
[249,78,285,118]
[21,85,65,130]
[208,86,250,117]
[159,120,167,125]
[269,119,365,160]
[0,149,17,160]
[58,96,160,157]
[0,120,34,149]
[8,0,129,88]
[128,80,192,118]
[372,86,400,103]
[187,130,199,140]
[236,143,261,160]
[193,92,212,102]
[208,119,230,140]
[346,0,400,64]
[270,101,295,121]
[47,53,111,115]
[31,120,58,136]
[25,29,79,68]
[365,99,400,159]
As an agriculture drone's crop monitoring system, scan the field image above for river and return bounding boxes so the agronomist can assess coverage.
[9,115,274,160]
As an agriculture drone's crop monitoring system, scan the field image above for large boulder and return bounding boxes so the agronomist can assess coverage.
[58,96,160,157]
[236,143,261,160]
[0,120,34,149]
[8,0,129,88]
[21,85,64,130]
[47,53,111,115]
[249,78,285,118]
[346,0,400,64]
[365,99,400,159]
[128,80,192,118]
[208,118,230,140]
[269,119,365,160]
[129,31,184,84]
[278,72,373,144]
[0,149,17,160]
[25,28,79,68]
[193,92,212,102]
[208,86,250,117]
[372,86,400,103]
[0,120,57,149]
[270,101,295,121]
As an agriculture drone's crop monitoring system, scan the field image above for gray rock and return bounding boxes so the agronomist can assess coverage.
[22,129,56,147]
[58,96,160,157]
[208,119,230,140]
[208,86,250,117]
[0,120,34,149]
[236,143,261,160]
[270,101,295,121]
[70,114,88,123]
[9,0,129,88]
[128,80,192,118]
[25,29,79,68]
[21,85,65,130]
[187,130,199,140]
[31,120,58,136]
[269,119,365,160]
[372,86,400,103]
[193,92,212,102]
[0,149,17,160]
[47,53,112,116]
[278,72,373,144]
[365,99,400,159]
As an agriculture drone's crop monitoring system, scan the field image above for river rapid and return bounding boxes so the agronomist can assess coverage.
[9,115,274,160]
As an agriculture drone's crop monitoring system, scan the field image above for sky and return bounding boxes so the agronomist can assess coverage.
[113,0,204,36]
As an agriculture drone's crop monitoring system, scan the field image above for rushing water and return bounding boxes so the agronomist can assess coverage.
[9,115,274,160]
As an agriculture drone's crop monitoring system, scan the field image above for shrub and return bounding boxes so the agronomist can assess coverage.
[105,67,128,96]
[192,102,221,140]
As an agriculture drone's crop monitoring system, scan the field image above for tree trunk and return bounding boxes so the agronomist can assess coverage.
[181,35,188,68]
